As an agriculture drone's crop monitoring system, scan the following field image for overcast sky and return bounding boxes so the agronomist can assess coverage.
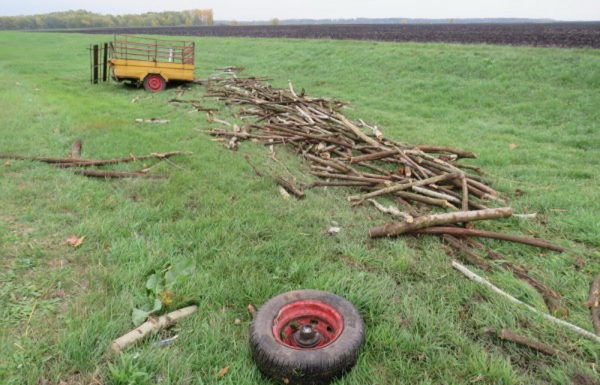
[1,0,599,21]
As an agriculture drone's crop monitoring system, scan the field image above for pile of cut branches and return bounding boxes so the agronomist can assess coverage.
[198,76,579,318]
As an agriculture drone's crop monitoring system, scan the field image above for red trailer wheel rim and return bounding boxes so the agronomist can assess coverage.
[146,75,164,91]
[273,300,344,350]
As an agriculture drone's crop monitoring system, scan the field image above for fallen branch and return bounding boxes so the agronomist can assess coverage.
[111,306,198,354]
[275,177,305,199]
[1,151,189,167]
[465,237,566,317]
[348,172,461,205]
[497,329,569,359]
[414,145,476,159]
[243,155,305,199]
[367,199,413,222]
[442,235,492,271]
[407,226,569,252]
[451,260,600,345]
[369,207,514,238]
[71,170,170,179]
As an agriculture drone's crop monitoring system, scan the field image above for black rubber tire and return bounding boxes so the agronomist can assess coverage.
[143,74,166,92]
[250,290,365,385]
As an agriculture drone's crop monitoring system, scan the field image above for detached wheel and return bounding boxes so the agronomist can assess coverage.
[250,290,365,385]
[143,74,166,92]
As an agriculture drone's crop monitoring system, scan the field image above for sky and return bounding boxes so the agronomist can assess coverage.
[1,0,599,21]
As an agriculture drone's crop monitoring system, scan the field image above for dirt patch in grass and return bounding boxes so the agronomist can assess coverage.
[571,372,599,385]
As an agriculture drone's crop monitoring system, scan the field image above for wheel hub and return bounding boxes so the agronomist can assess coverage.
[293,324,322,348]
[272,299,344,350]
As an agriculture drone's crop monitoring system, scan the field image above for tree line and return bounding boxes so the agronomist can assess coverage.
[0,9,214,30]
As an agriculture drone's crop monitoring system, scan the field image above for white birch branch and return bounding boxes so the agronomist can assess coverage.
[451,261,600,345]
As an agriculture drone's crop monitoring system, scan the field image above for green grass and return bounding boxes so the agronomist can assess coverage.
[1,31,599,384]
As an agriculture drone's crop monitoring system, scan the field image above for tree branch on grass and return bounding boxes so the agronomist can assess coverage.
[369,207,514,238]
[70,170,170,179]
[407,226,569,252]
[451,260,600,345]
[111,306,198,354]
[497,328,570,359]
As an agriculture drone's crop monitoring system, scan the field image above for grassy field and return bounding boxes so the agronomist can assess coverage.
[1,31,599,385]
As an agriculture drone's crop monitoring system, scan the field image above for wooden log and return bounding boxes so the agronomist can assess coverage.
[274,177,305,199]
[411,186,462,204]
[111,306,197,354]
[304,153,358,175]
[71,170,170,179]
[309,171,386,184]
[308,181,374,188]
[498,329,569,359]
[395,197,421,218]
[348,172,461,204]
[395,191,457,209]
[335,114,384,148]
[350,149,400,163]
[409,227,569,252]
[369,207,513,238]
[460,173,469,213]
[414,145,476,159]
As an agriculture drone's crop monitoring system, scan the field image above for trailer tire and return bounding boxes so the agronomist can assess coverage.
[250,290,365,385]
[143,74,166,92]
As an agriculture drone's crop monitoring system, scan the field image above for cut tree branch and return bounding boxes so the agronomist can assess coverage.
[369,207,513,238]
[497,329,569,359]
[71,170,170,179]
[111,306,197,354]
[408,227,569,252]
[452,260,600,346]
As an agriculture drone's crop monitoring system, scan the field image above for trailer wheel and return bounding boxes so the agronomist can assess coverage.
[250,290,365,385]
[143,74,166,92]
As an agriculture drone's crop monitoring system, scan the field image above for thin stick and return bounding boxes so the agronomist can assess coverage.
[111,306,198,354]
[408,227,569,252]
[451,260,600,345]
[460,173,469,213]
[442,235,492,271]
[498,329,570,359]
[71,170,170,179]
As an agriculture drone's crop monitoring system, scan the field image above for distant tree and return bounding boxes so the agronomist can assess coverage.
[0,9,215,30]
[271,18,280,26]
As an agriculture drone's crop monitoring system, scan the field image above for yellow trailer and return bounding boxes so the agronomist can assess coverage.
[108,35,195,92]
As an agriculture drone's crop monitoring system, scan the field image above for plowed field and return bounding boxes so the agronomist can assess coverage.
[78,22,600,48]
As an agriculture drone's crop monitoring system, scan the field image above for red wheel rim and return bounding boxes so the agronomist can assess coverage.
[146,75,163,91]
[273,300,344,350]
